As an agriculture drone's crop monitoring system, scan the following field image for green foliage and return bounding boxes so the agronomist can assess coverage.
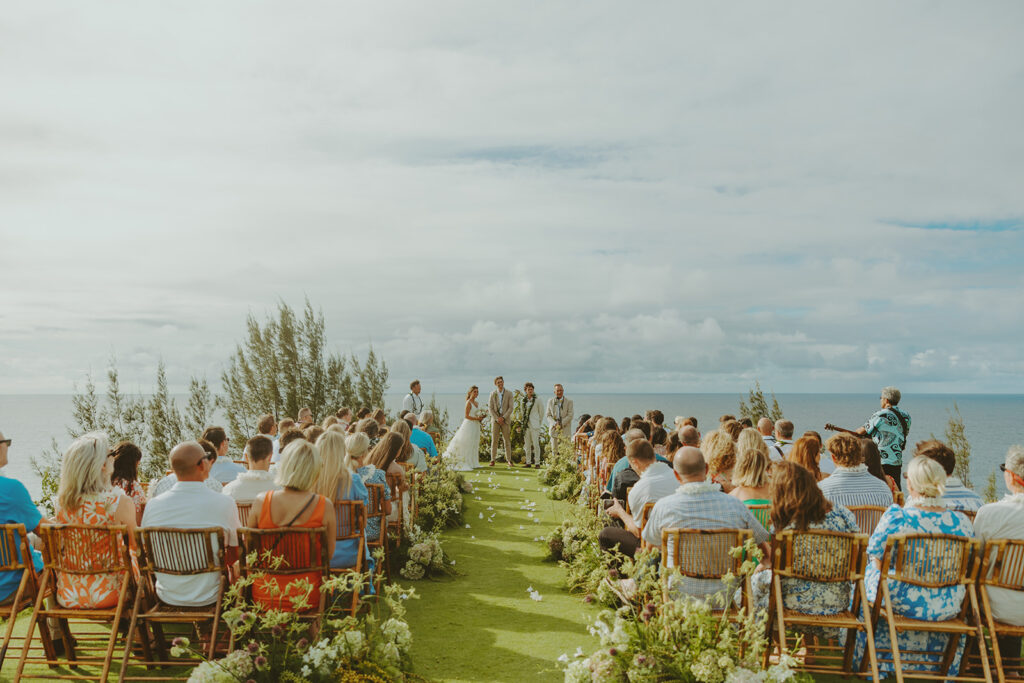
[539,437,583,501]
[945,403,972,488]
[219,299,389,455]
[984,471,1000,503]
[738,380,784,424]
[411,459,466,533]
[423,393,450,442]
[545,502,616,604]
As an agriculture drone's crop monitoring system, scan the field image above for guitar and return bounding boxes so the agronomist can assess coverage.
[824,423,862,436]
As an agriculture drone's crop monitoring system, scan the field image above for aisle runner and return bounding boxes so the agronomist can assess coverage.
[403,467,601,683]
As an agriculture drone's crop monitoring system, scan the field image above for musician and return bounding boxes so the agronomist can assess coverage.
[837,387,911,489]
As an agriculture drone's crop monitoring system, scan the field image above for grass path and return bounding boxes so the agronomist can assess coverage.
[403,465,601,683]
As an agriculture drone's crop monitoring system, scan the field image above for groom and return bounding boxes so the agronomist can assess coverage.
[488,376,514,467]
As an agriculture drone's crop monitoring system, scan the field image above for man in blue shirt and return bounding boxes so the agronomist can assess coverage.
[856,386,911,488]
[0,429,44,603]
[407,413,438,459]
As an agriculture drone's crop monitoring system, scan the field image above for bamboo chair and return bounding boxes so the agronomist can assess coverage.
[121,527,230,681]
[638,503,656,550]
[895,491,905,506]
[398,462,419,522]
[235,502,253,526]
[385,471,405,546]
[746,504,771,530]
[1,523,58,670]
[978,538,1024,682]
[16,524,145,682]
[364,483,390,581]
[847,505,889,535]
[659,528,753,614]
[959,509,978,522]
[623,486,634,515]
[867,533,991,683]
[765,529,878,679]
[328,501,367,617]
[573,434,589,459]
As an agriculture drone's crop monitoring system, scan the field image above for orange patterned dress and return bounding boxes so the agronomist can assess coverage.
[251,491,327,612]
[54,491,131,609]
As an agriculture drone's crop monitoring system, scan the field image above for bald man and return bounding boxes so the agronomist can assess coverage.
[641,447,769,601]
[142,441,240,607]
[678,425,700,448]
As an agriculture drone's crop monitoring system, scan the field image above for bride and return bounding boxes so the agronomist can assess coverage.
[445,385,485,471]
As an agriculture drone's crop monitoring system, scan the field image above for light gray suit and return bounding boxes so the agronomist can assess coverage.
[545,395,574,456]
[488,388,514,463]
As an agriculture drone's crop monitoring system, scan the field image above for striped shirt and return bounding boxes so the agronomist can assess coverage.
[944,477,983,512]
[818,465,894,508]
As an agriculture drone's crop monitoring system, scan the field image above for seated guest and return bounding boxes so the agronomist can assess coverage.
[148,439,224,499]
[603,434,632,501]
[856,456,974,678]
[729,443,771,506]
[204,426,244,484]
[787,435,825,481]
[370,433,408,525]
[600,440,678,558]
[356,418,380,447]
[804,430,835,475]
[222,435,280,503]
[720,419,744,442]
[773,419,795,458]
[247,440,336,612]
[758,418,780,458]
[303,425,325,443]
[54,432,137,609]
[641,447,769,601]
[142,441,240,606]
[702,430,737,493]
[407,412,438,459]
[392,419,428,472]
[313,431,370,570]
[348,433,391,542]
[819,433,893,508]
[297,407,314,429]
[604,428,643,495]
[322,415,339,429]
[915,439,983,513]
[0,429,44,604]
[750,462,859,628]
[278,427,307,451]
[574,414,594,437]
[861,438,899,500]
[355,407,371,421]
[273,418,296,463]
[371,409,387,431]
[650,425,668,457]
[109,441,146,524]
[974,445,1024,658]
[257,413,279,462]
[335,407,353,432]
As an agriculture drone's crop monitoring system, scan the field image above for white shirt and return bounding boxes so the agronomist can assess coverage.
[973,493,1024,626]
[627,461,679,527]
[149,473,222,500]
[402,392,423,414]
[209,456,246,484]
[221,470,280,503]
[141,482,240,607]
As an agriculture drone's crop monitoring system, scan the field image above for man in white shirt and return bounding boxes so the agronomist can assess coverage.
[599,440,678,558]
[148,438,224,500]
[772,419,794,459]
[142,441,240,607]
[257,413,279,462]
[402,380,424,415]
[204,426,245,484]
[222,436,280,503]
[758,418,780,457]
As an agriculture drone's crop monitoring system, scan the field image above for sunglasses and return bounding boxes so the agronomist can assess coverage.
[0,439,11,446]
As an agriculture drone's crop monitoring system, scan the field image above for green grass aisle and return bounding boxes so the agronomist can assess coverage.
[403,466,601,683]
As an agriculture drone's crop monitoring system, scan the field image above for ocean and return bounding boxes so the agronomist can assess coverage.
[2,393,1020,499]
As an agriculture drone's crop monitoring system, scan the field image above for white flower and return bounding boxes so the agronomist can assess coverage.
[465,524,471,528]
[479,512,484,519]
[530,591,543,601]
[557,653,569,663]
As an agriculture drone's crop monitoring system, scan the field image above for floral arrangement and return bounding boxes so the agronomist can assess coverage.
[559,541,812,683]
[396,523,456,581]
[413,458,466,533]
[176,559,419,682]
[539,437,583,501]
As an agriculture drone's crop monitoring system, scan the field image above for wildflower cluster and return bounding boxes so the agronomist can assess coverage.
[414,457,466,532]
[396,523,455,581]
[538,438,583,501]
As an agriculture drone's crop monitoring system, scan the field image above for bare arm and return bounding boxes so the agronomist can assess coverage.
[114,493,137,548]
[323,499,337,560]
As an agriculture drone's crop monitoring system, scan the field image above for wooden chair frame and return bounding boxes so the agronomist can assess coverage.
[847,505,889,535]
[658,528,753,614]
[746,503,770,530]
[765,529,878,680]
[329,501,367,617]
[235,502,253,526]
[385,471,406,547]
[16,523,145,682]
[1,523,57,670]
[867,533,991,683]
[637,503,656,550]
[978,538,1024,682]
[119,527,230,681]
[364,484,390,582]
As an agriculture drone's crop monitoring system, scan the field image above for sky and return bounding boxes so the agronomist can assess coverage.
[1,1,1023,396]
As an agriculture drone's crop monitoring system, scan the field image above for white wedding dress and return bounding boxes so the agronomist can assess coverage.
[445,403,483,472]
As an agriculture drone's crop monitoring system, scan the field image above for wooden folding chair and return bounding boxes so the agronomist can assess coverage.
[746,503,771,530]
[765,529,878,679]
[398,462,419,522]
[659,528,753,613]
[638,503,656,550]
[364,483,389,581]
[235,502,253,526]
[385,472,405,547]
[573,434,589,459]
[16,524,144,682]
[847,505,888,535]
[978,538,1024,682]
[959,509,978,522]
[1,523,57,670]
[868,533,991,683]
[895,491,905,506]
[120,527,230,680]
[329,501,367,617]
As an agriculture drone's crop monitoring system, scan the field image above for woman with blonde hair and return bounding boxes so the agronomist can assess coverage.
[314,431,369,570]
[248,440,337,611]
[730,446,771,506]
[54,432,138,608]
[348,433,391,543]
[736,428,770,462]
[702,430,737,493]
[787,436,825,481]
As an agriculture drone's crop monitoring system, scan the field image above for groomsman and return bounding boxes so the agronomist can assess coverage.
[520,382,544,468]
[402,380,424,414]
[489,376,514,466]
[546,383,574,456]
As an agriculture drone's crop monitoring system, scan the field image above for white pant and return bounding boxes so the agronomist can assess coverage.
[523,427,542,464]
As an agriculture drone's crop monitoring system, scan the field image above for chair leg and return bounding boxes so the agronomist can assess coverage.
[15,570,50,680]
[118,586,144,682]
[882,584,905,683]
[101,580,131,682]
[967,587,993,683]
[858,583,879,683]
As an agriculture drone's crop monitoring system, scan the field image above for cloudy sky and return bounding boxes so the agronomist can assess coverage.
[1,1,1022,396]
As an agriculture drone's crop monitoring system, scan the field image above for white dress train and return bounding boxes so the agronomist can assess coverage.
[445,417,482,471]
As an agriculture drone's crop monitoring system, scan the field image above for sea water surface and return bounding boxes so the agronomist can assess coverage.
[2,393,1021,499]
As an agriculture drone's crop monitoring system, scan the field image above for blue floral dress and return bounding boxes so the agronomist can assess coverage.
[357,465,391,542]
[751,505,859,637]
[855,504,974,676]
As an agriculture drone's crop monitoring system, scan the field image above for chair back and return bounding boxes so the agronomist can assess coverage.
[333,501,366,543]
[882,533,978,588]
[364,483,387,544]
[573,434,588,456]
[0,524,33,574]
[239,527,329,576]
[38,524,132,575]
[236,501,253,525]
[980,538,1024,592]
[638,502,655,532]
[958,509,977,522]
[385,472,403,499]
[774,529,868,581]
[894,491,905,506]
[746,503,770,530]
[135,527,227,576]
[660,528,753,578]
[847,505,888,535]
